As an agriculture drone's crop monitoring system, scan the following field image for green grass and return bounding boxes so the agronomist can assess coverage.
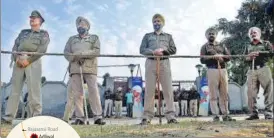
[1,120,273,137]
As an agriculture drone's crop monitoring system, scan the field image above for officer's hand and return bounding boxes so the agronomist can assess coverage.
[16,58,23,68]
[16,61,23,68]
[153,49,163,56]
[218,57,224,62]
[213,54,222,60]
[21,60,30,68]
[73,51,82,60]
[248,52,259,58]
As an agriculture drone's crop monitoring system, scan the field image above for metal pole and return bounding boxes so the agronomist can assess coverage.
[0,0,2,133]
[156,57,162,125]
[79,66,89,125]
[0,51,252,58]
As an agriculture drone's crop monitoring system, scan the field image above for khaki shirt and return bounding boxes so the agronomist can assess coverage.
[200,41,230,68]
[64,34,100,74]
[139,32,176,56]
[244,40,273,66]
[11,29,50,63]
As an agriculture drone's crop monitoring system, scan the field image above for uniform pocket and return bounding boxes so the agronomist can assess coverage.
[84,59,95,68]
[19,40,38,52]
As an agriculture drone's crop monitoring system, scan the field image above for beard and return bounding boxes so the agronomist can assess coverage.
[251,35,260,41]
[208,37,215,42]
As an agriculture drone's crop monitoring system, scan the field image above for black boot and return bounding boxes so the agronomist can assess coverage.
[264,114,273,120]
[246,114,259,120]
[139,119,150,125]
[167,119,179,124]
[223,115,236,121]
[94,118,106,125]
[71,119,85,125]
[1,117,12,125]
[213,116,220,122]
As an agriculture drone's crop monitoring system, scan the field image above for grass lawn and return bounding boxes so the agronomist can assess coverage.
[1,120,273,137]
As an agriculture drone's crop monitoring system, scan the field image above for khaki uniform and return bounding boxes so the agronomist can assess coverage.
[64,17,102,122]
[200,41,231,116]
[245,40,273,116]
[140,32,177,121]
[63,78,76,122]
[3,26,50,122]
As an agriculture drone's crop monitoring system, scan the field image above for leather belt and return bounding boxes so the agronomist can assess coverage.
[18,54,31,56]
[207,65,226,69]
[148,57,168,60]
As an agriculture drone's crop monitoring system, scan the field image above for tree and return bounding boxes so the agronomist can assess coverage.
[213,0,273,85]
[41,76,46,84]
[102,73,110,87]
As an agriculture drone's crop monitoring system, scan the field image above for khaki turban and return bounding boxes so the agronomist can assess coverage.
[76,16,90,30]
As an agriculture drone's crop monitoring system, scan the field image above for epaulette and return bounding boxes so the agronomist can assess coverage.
[20,29,31,33]
[263,40,271,45]
[40,29,49,37]
[89,34,99,39]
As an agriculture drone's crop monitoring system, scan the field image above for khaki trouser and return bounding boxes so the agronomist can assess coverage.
[173,102,179,116]
[4,59,42,121]
[71,74,102,121]
[180,100,188,116]
[115,101,122,117]
[247,66,273,116]
[190,99,198,116]
[143,59,175,121]
[207,68,229,116]
[63,79,76,122]
[104,99,113,117]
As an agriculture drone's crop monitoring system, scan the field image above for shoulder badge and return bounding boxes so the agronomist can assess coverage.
[40,30,49,38]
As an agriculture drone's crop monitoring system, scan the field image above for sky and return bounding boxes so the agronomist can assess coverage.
[1,0,244,85]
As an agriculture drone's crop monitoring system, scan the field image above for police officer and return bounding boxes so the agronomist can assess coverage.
[139,13,178,125]
[64,16,105,125]
[200,27,234,121]
[245,27,273,120]
[104,88,113,118]
[2,10,50,124]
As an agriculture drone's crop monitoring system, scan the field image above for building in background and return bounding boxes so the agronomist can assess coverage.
[1,80,104,118]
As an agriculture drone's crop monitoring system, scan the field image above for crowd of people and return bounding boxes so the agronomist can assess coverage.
[101,85,201,119]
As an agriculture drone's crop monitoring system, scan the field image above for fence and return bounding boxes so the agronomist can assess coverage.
[0,50,273,124]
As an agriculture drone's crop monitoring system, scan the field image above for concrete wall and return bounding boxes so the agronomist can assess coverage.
[1,81,104,118]
[41,81,67,118]
[228,82,243,110]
